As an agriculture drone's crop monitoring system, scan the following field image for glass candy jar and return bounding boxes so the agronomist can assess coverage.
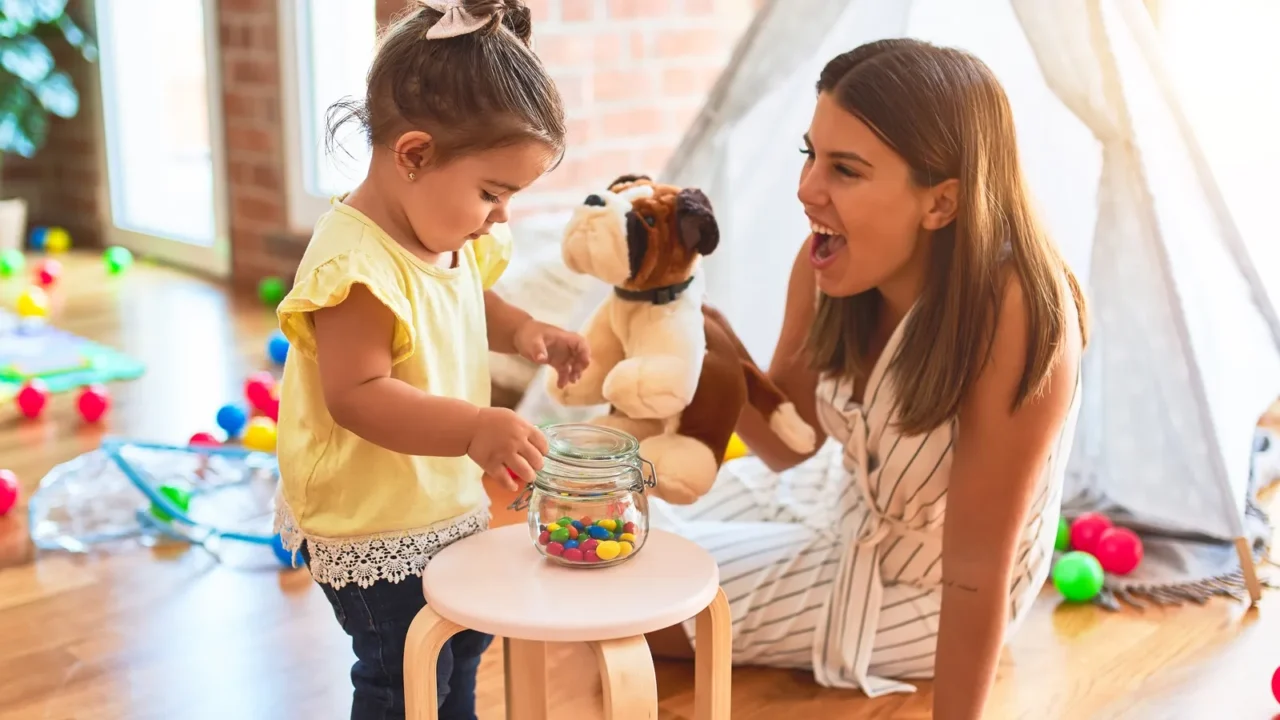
[510,423,655,568]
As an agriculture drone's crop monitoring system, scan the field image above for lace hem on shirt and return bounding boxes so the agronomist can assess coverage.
[273,501,490,590]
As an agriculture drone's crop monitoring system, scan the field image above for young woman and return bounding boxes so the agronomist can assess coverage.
[647,38,1087,719]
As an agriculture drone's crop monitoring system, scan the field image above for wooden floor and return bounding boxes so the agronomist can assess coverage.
[1,253,1278,720]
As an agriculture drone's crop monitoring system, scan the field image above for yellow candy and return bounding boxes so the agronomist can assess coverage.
[242,416,277,452]
[618,541,633,557]
[619,532,636,543]
[724,432,749,461]
[595,540,621,560]
[598,519,617,532]
[546,523,561,532]
[16,286,48,318]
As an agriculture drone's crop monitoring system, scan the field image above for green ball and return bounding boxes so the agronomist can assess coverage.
[258,276,286,307]
[104,246,133,275]
[1051,551,1104,603]
[0,248,23,277]
[1055,516,1071,552]
[149,484,192,523]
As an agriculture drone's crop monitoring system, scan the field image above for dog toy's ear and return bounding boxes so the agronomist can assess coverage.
[675,188,719,256]
[608,173,652,191]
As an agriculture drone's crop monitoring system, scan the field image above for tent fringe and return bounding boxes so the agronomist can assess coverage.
[1098,566,1277,612]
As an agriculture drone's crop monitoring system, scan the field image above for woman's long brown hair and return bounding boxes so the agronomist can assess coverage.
[806,39,1088,436]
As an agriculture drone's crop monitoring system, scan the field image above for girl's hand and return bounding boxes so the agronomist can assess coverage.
[466,407,549,485]
[514,320,591,388]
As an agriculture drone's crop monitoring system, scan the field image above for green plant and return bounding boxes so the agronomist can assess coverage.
[0,0,96,159]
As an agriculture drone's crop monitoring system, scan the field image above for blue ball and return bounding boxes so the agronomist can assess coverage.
[267,331,290,365]
[216,403,248,437]
[270,533,300,568]
[28,226,48,251]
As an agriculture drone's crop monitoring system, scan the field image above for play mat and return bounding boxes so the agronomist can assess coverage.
[0,310,145,400]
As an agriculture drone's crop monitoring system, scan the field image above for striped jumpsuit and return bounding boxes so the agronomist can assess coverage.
[649,310,1082,696]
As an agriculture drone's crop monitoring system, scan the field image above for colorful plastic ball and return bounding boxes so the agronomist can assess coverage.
[244,371,276,412]
[1055,516,1071,552]
[15,379,49,418]
[242,416,277,453]
[0,248,23,277]
[44,227,70,253]
[1094,526,1143,575]
[1272,665,1279,704]
[76,384,111,423]
[258,276,286,307]
[34,258,61,287]
[1069,512,1112,555]
[270,533,300,568]
[104,246,133,275]
[1051,551,1105,603]
[188,431,220,447]
[149,484,192,523]
[216,403,248,438]
[15,286,48,318]
[27,226,47,251]
[267,331,289,364]
[0,469,18,516]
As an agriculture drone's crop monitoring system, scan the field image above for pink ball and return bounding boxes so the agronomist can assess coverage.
[77,384,110,423]
[15,379,49,418]
[1069,512,1112,554]
[0,469,18,516]
[244,372,276,412]
[1094,526,1143,575]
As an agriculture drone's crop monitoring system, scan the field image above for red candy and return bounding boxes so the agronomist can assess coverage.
[1094,527,1143,575]
[546,541,564,557]
[563,548,584,562]
[580,539,599,552]
[579,516,593,526]
[1069,512,1112,554]
[623,522,636,534]
[584,549,600,563]
[538,530,550,545]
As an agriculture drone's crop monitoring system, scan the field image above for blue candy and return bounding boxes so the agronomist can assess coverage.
[588,525,611,540]
[571,520,584,531]
[564,539,579,550]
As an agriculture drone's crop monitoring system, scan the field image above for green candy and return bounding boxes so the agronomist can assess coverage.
[1055,516,1071,552]
[259,276,287,307]
[550,527,570,544]
[1051,551,1104,603]
[103,246,133,275]
[149,484,192,523]
[0,248,23,277]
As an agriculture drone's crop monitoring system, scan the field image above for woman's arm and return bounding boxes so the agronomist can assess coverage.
[734,239,827,472]
[932,277,1082,719]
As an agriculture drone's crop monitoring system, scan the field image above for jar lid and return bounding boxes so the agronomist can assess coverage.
[544,423,638,465]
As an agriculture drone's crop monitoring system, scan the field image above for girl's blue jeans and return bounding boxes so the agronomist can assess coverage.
[302,544,493,720]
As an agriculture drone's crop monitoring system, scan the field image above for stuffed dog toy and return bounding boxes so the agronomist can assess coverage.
[545,174,816,504]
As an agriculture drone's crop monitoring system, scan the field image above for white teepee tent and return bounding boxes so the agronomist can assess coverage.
[517,0,1280,602]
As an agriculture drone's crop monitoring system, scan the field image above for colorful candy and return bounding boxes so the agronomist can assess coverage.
[534,515,643,566]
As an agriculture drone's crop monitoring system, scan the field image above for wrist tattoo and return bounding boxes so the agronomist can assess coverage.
[942,578,979,593]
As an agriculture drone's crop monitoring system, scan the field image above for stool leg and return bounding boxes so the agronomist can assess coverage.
[503,638,548,720]
[404,604,464,720]
[694,587,731,720]
[589,635,658,720]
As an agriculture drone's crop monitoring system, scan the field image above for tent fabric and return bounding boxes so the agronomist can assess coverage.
[516,0,1280,604]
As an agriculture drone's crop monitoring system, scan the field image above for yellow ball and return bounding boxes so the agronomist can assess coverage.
[724,432,749,461]
[242,417,277,452]
[16,286,48,318]
[45,227,71,253]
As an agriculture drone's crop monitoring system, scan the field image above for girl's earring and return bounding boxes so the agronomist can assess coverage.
[408,172,416,181]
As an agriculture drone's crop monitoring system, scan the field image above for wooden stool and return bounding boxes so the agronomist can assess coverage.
[404,524,731,720]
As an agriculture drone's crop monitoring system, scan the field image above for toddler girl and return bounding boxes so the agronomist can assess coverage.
[272,2,588,718]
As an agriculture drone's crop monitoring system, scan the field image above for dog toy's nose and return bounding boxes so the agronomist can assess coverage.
[583,194,606,207]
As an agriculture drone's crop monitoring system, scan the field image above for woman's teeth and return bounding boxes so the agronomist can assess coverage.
[810,220,838,236]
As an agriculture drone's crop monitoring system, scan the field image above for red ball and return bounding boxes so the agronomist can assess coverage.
[1069,512,1112,554]
[15,379,49,418]
[261,396,280,422]
[244,372,276,412]
[35,259,61,286]
[0,469,18,516]
[76,384,110,423]
[1271,665,1280,704]
[188,432,220,447]
[1094,527,1143,575]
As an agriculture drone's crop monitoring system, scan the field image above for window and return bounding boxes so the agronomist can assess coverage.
[281,0,377,231]
[96,0,227,272]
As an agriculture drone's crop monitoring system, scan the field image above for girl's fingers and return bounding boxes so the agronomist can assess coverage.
[506,456,536,484]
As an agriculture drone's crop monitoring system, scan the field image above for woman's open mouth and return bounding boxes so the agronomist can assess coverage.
[809,220,846,269]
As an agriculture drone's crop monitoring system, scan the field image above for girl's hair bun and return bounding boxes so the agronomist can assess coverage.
[457,0,533,44]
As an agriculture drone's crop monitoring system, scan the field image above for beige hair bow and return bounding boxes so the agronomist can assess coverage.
[422,0,496,39]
